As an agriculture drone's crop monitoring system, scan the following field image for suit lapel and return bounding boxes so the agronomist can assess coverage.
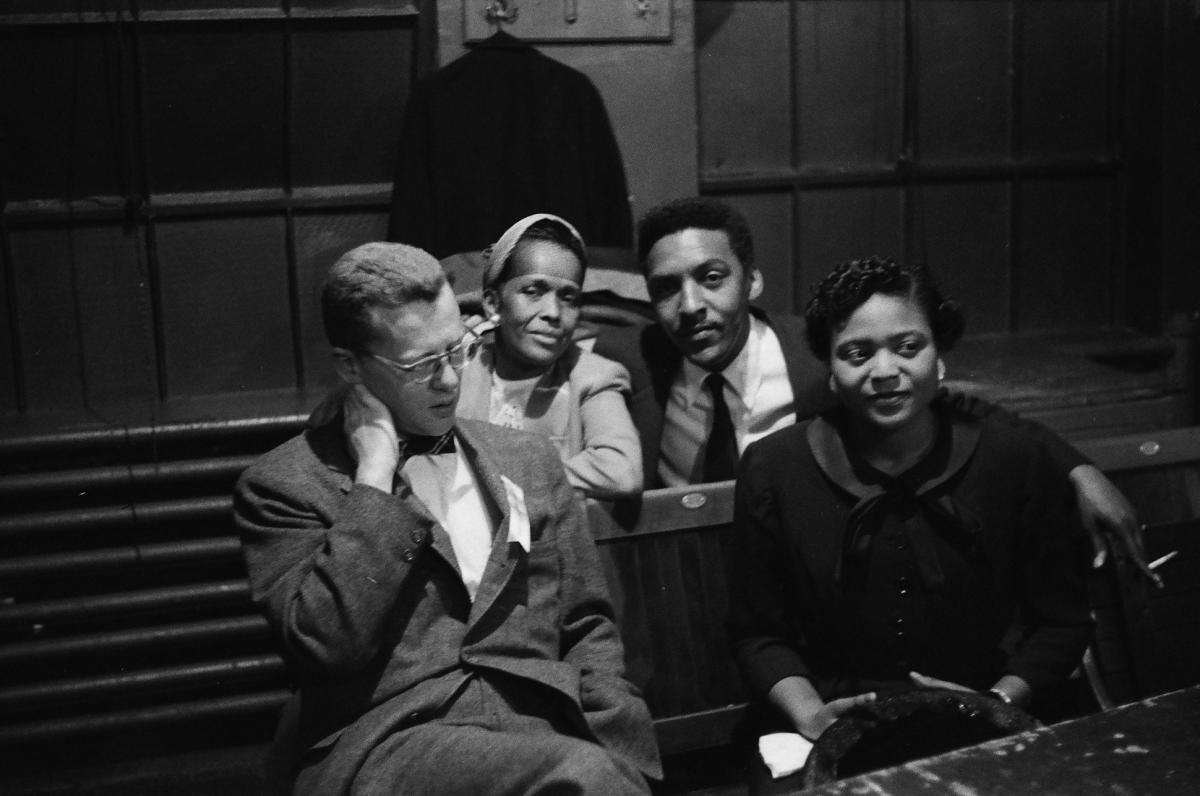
[454,422,520,624]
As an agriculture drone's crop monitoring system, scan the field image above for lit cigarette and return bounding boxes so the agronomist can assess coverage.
[1148,550,1178,571]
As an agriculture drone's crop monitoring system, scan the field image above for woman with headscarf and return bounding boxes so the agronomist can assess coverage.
[457,214,643,499]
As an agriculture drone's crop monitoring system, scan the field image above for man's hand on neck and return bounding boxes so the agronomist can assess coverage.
[343,385,400,491]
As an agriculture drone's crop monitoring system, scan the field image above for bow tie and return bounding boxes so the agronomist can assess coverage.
[398,431,456,459]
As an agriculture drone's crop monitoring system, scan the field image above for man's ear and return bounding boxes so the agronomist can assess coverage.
[482,289,501,322]
[331,348,363,385]
[747,268,764,302]
[829,373,837,395]
[937,357,946,382]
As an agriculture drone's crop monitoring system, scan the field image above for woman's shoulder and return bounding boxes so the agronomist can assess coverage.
[938,397,1057,470]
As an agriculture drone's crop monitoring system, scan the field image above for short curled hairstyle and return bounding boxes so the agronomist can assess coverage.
[636,196,754,273]
[321,242,446,352]
[804,256,965,362]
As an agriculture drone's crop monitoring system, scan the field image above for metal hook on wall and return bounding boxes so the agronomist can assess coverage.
[484,0,518,23]
[632,0,652,17]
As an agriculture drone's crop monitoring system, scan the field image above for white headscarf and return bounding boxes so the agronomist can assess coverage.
[482,213,586,289]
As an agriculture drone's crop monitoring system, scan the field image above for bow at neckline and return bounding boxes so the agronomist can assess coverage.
[805,410,982,592]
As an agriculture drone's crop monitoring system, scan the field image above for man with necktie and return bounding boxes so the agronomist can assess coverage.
[593,196,1157,582]
[234,242,659,794]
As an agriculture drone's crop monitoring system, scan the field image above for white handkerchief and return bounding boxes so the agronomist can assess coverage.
[500,475,531,552]
[758,732,814,780]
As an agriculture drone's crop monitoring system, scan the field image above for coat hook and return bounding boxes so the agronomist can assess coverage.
[632,0,652,17]
[485,0,518,23]
[564,0,578,24]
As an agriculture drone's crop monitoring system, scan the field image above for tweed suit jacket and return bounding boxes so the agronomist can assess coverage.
[234,413,660,793]
[592,308,833,488]
[592,308,1086,487]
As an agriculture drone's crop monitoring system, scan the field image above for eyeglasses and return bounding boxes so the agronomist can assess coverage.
[369,334,482,384]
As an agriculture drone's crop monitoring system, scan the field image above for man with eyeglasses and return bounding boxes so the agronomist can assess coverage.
[234,242,660,795]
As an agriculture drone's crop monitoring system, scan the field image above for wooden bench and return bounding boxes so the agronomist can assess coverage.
[1,420,1198,794]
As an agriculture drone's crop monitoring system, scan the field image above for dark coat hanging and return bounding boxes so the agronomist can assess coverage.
[387,31,633,258]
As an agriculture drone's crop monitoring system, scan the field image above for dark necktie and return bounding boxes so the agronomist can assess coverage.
[701,373,739,482]
[398,431,456,460]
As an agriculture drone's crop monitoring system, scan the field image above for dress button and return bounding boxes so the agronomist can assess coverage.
[897,576,910,596]
[411,528,427,545]
[895,537,909,550]
[401,548,415,563]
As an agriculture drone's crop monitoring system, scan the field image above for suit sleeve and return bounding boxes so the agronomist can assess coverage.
[592,324,665,489]
[546,437,660,778]
[1004,441,1095,688]
[727,438,817,697]
[235,459,430,676]
[565,352,643,498]
[939,388,1088,474]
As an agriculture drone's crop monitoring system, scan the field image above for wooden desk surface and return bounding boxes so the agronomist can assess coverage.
[807,686,1200,795]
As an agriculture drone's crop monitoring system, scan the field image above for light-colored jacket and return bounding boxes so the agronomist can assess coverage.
[457,336,643,498]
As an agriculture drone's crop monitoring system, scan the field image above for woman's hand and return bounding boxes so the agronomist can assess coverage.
[796,692,878,741]
[1069,464,1162,587]
[908,671,973,693]
[910,671,1032,709]
[768,677,878,741]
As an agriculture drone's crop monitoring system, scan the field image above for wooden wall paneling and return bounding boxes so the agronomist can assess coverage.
[292,211,389,390]
[794,0,904,169]
[141,25,285,193]
[1,0,131,13]
[720,192,796,315]
[0,245,17,414]
[138,0,282,15]
[1019,0,1111,159]
[1161,0,1200,324]
[1016,178,1114,330]
[914,0,1012,163]
[155,216,295,397]
[0,25,135,202]
[695,0,793,175]
[290,22,414,187]
[797,186,905,285]
[64,224,158,407]
[6,230,88,411]
[917,182,1012,334]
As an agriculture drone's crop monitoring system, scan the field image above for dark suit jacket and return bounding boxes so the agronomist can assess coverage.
[592,308,1087,488]
[387,31,632,257]
[234,414,660,793]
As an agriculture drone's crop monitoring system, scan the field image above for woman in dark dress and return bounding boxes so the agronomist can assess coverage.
[728,257,1094,780]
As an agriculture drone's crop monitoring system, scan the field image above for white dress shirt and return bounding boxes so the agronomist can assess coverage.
[402,444,494,601]
[658,316,795,486]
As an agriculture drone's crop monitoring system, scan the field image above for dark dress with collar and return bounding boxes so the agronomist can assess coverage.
[728,400,1093,708]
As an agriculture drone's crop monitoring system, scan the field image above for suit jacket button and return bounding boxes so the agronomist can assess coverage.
[411,528,427,545]
[401,548,415,563]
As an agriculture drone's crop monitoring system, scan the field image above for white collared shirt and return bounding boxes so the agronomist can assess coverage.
[658,316,795,486]
[402,443,494,601]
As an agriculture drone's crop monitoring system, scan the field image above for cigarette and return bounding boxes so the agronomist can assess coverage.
[1147,550,1178,571]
